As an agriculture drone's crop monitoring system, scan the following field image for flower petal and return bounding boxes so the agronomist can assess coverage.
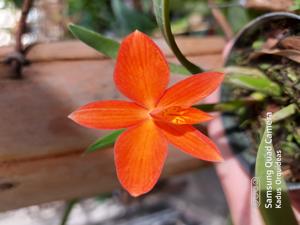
[69,100,148,129]
[157,72,224,108]
[150,106,213,125]
[114,30,169,108]
[155,122,223,162]
[115,120,168,196]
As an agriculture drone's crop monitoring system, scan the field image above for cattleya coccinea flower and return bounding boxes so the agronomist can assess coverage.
[69,30,224,196]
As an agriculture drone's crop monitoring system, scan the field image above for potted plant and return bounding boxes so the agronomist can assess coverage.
[208,12,300,225]
[151,2,300,223]
[65,1,300,223]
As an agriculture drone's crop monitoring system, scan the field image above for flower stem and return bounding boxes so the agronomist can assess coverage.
[59,199,78,225]
[153,0,203,74]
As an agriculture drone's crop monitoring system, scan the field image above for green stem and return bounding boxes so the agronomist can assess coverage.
[153,0,203,74]
[194,99,262,113]
[60,199,78,225]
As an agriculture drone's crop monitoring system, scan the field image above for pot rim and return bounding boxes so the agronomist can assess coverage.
[227,12,300,56]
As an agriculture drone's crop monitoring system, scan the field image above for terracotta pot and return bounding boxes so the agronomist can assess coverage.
[207,12,300,225]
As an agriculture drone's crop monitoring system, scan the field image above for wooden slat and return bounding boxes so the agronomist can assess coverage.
[26,36,225,61]
[0,37,225,211]
[0,148,205,211]
[0,36,225,62]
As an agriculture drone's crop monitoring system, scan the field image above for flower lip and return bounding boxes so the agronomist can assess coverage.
[150,106,214,125]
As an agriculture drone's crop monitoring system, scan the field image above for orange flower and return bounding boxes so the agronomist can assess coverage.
[69,31,224,197]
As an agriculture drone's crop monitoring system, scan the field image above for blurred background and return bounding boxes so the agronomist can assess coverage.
[0,0,270,46]
[0,0,298,225]
[0,168,229,225]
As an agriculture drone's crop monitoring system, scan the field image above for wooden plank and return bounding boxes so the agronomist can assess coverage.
[0,37,225,211]
[26,36,225,61]
[0,59,118,161]
[0,54,224,161]
[0,36,225,62]
[0,148,206,211]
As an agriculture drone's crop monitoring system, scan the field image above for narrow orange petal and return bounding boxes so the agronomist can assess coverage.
[151,106,213,125]
[69,100,148,129]
[157,72,224,108]
[114,30,169,108]
[115,120,168,196]
[155,122,223,162]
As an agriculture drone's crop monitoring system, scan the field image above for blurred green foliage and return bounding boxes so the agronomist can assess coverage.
[4,0,258,38]
[290,0,300,11]
[2,0,23,8]
[67,0,211,36]
[169,0,210,16]
[226,6,250,33]
[66,0,256,37]
[68,0,114,32]
[111,0,156,36]
[68,0,156,36]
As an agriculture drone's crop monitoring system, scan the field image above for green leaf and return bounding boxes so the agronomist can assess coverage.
[194,99,260,113]
[69,23,119,59]
[68,24,190,75]
[227,75,281,96]
[86,130,124,153]
[225,66,282,96]
[153,0,203,74]
[60,199,78,225]
[255,123,297,225]
[170,17,189,34]
[169,62,190,75]
[290,0,300,10]
[272,104,297,123]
